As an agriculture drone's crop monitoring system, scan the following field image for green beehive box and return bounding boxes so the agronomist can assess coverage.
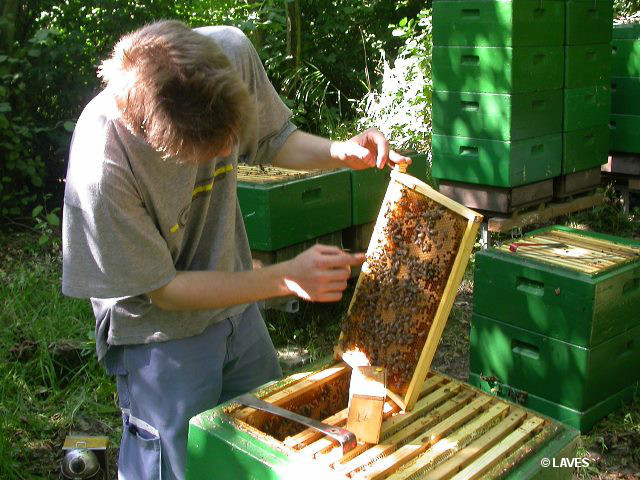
[433,46,564,93]
[563,85,611,131]
[564,44,611,88]
[350,153,429,226]
[433,90,562,141]
[613,22,640,39]
[433,0,564,47]
[470,373,639,433]
[187,360,580,480]
[432,133,561,187]
[611,77,640,114]
[237,166,351,251]
[611,39,640,77]
[562,125,609,174]
[474,226,640,347]
[610,113,640,153]
[469,314,640,411]
[565,0,613,45]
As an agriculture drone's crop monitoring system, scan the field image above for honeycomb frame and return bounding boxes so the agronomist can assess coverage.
[338,170,483,411]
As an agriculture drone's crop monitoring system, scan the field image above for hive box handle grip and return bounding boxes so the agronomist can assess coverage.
[617,340,634,359]
[531,99,546,111]
[461,55,480,65]
[516,276,544,296]
[533,7,545,18]
[461,100,479,111]
[459,146,478,156]
[461,8,480,18]
[302,187,322,203]
[530,144,544,155]
[623,277,640,294]
[512,339,540,360]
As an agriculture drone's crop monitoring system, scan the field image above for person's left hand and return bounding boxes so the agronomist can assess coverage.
[329,128,411,170]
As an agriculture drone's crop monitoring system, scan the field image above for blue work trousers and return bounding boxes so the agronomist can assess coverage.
[103,303,282,479]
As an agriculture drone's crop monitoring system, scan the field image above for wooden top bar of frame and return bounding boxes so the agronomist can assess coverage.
[497,229,640,276]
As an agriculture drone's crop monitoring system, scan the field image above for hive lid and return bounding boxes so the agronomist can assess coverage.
[497,227,640,276]
[336,170,482,411]
[237,164,329,184]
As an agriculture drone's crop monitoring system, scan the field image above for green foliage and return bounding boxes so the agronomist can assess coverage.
[358,9,433,153]
[614,0,640,17]
[0,232,116,480]
[0,0,421,219]
[0,29,49,217]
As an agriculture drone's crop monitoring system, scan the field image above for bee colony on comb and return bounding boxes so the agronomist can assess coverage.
[338,169,483,410]
[188,170,581,480]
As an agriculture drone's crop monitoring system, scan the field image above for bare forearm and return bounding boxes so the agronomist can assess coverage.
[149,263,290,311]
[274,130,343,170]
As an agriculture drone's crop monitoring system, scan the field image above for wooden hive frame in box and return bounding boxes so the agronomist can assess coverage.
[337,168,483,411]
[193,360,577,480]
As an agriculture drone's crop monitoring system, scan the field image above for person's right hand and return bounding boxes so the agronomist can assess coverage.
[282,244,365,302]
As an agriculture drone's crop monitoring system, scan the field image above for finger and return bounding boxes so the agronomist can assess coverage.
[367,132,389,170]
[389,150,412,166]
[316,292,343,303]
[316,251,365,269]
[344,142,372,161]
[319,267,351,282]
[332,141,371,162]
[314,244,344,255]
[324,280,349,292]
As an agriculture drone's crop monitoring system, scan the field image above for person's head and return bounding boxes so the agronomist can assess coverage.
[99,20,252,163]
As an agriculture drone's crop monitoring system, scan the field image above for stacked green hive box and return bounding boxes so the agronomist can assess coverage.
[432,0,564,188]
[562,0,613,174]
[237,168,351,251]
[470,226,640,432]
[610,23,640,153]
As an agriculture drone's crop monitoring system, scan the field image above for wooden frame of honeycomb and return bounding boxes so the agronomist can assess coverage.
[337,169,483,411]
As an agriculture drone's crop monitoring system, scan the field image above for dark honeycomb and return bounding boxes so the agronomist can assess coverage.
[253,373,351,440]
[339,183,467,395]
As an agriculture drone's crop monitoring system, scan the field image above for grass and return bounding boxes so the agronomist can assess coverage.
[1,194,640,479]
[0,231,120,479]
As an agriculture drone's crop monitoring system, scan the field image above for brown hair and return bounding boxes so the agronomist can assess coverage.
[99,20,253,162]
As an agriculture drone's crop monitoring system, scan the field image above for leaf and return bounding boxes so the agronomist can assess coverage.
[63,121,76,132]
[32,205,43,218]
[38,234,49,246]
[27,49,41,58]
[46,213,60,226]
[0,103,11,113]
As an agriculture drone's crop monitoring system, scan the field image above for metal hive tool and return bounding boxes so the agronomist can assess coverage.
[337,167,483,411]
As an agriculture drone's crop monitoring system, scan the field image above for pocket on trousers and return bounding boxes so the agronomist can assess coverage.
[120,412,162,480]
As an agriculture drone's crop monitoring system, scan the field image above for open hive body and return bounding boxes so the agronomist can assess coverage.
[186,171,578,479]
[188,361,578,480]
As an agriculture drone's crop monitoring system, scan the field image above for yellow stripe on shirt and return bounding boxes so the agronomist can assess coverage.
[171,164,235,234]
[191,164,234,197]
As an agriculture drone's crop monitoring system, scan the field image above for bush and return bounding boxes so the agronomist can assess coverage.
[357,9,432,153]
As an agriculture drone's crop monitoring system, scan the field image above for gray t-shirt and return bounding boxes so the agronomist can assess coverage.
[62,26,296,360]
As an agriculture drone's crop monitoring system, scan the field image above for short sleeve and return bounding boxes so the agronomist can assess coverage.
[195,26,297,165]
[62,110,176,299]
